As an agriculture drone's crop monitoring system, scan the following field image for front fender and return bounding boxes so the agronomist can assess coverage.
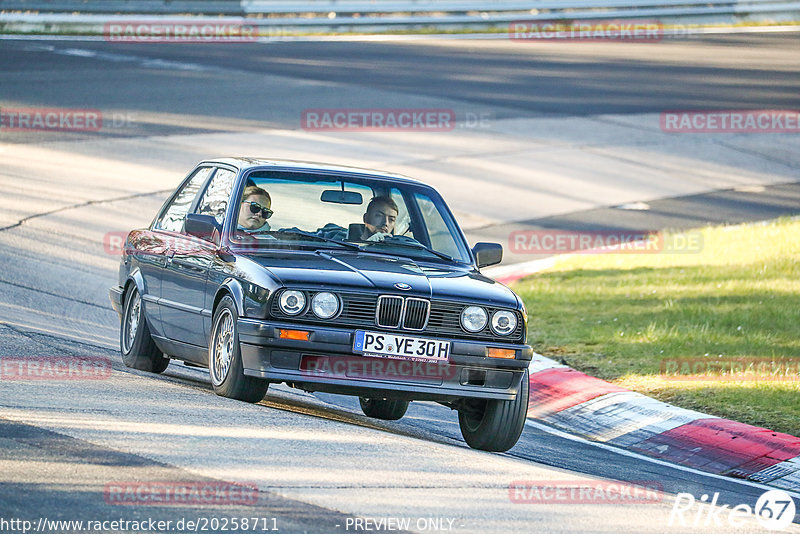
[125,268,146,301]
[214,278,245,317]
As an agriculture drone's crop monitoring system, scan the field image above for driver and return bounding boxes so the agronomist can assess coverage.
[360,196,398,241]
[237,185,273,232]
[313,195,399,242]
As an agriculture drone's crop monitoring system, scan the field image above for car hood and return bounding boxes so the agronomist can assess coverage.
[248,250,519,308]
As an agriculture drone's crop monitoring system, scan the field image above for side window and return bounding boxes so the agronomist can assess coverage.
[414,192,465,259]
[196,168,236,225]
[155,167,213,232]
[388,188,412,238]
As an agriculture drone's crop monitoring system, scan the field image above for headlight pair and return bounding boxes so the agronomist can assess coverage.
[278,290,339,319]
[460,306,517,336]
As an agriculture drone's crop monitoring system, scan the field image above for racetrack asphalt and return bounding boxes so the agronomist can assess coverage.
[1,33,799,532]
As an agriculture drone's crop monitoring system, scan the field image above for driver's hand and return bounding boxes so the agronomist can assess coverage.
[366,232,391,242]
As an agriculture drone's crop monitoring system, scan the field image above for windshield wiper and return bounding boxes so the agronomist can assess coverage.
[365,236,459,262]
[271,229,364,251]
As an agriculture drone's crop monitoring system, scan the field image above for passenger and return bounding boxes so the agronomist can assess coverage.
[237,185,272,232]
[360,196,398,241]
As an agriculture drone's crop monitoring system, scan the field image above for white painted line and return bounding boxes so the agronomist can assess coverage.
[613,201,651,210]
[675,25,800,35]
[18,44,215,72]
[524,418,800,498]
[749,456,800,486]
[56,48,97,57]
[483,256,557,282]
[259,26,800,40]
[0,35,106,41]
[749,462,799,484]
[527,353,568,374]
[0,14,253,23]
[543,390,713,444]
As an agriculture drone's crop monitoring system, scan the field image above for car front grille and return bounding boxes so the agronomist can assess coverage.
[270,290,523,342]
[375,296,430,330]
[403,298,430,330]
[376,295,403,328]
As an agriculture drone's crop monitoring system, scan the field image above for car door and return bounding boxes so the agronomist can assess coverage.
[126,229,171,339]
[152,166,215,344]
[160,166,237,349]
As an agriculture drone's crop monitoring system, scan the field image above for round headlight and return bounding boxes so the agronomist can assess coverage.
[461,306,488,333]
[312,292,339,319]
[279,290,306,315]
[491,310,517,335]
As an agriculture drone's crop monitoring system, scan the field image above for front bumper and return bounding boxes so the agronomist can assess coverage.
[238,318,532,402]
[109,286,124,318]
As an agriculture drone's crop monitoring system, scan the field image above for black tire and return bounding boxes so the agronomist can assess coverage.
[359,397,410,421]
[209,295,269,403]
[458,368,529,452]
[120,286,169,373]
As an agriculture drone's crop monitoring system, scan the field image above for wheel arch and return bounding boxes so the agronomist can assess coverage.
[213,278,245,317]
[122,268,146,306]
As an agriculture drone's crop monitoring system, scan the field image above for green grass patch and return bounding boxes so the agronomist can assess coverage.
[513,217,800,436]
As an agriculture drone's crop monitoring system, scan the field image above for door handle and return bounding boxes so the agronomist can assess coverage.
[164,250,175,267]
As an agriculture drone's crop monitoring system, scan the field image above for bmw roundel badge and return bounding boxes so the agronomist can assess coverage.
[394,282,412,290]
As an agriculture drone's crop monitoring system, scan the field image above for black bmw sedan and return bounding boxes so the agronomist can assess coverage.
[110,158,532,452]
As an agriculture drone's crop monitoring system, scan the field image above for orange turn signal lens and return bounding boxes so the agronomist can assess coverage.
[279,329,310,341]
[487,348,516,359]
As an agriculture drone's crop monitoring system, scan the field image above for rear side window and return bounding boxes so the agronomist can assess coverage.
[155,167,213,232]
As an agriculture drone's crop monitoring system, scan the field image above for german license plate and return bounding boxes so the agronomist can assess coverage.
[353,330,450,362]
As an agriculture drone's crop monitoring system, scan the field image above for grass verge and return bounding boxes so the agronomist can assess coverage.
[513,217,800,437]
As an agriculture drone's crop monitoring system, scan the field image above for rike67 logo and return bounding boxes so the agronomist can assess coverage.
[669,489,796,530]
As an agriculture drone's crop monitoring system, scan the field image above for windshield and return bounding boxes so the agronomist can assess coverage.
[228,171,471,264]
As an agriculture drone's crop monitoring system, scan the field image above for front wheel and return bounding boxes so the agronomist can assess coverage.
[458,369,529,452]
[209,296,268,403]
[359,397,410,420]
[120,286,169,373]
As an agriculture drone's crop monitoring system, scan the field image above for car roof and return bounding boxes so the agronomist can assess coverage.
[201,157,427,186]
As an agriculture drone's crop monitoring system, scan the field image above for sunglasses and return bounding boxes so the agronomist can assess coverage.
[243,201,273,219]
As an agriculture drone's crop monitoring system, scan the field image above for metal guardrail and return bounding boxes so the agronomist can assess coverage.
[242,0,800,15]
[254,0,800,26]
[0,1,244,15]
[1,0,799,30]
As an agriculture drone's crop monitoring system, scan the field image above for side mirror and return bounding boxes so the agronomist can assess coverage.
[185,213,221,245]
[472,242,503,268]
